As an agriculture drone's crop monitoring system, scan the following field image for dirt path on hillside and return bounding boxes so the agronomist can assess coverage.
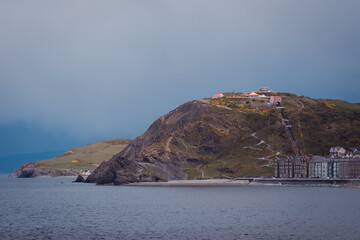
[165,135,173,152]
[196,164,205,179]
[243,132,267,150]
[243,132,275,166]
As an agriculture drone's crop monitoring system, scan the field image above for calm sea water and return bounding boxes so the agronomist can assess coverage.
[1,175,360,240]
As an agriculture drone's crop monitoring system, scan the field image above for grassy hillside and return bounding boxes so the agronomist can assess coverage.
[170,94,360,179]
[175,96,285,178]
[208,93,360,155]
[29,139,131,172]
[85,93,360,184]
[281,95,360,155]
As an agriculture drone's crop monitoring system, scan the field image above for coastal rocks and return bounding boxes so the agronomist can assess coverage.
[12,162,77,178]
[85,156,144,185]
[18,168,35,178]
[73,174,85,183]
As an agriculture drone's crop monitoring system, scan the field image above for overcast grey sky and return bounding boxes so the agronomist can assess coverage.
[0,0,359,156]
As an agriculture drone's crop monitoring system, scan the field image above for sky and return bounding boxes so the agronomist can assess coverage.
[0,0,359,157]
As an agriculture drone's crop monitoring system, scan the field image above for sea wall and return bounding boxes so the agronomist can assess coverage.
[253,178,360,186]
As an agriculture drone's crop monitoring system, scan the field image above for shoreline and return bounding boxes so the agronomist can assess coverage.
[5,174,360,188]
[127,178,360,188]
[127,179,251,186]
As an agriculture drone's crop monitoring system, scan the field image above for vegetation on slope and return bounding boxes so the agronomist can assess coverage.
[39,139,131,170]
[12,139,131,177]
[87,98,291,184]
[207,93,360,156]
[86,92,360,184]
[281,95,360,155]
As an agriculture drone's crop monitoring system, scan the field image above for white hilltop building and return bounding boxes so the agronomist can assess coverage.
[260,86,272,92]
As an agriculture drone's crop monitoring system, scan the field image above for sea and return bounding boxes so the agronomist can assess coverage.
[1,175,360,240]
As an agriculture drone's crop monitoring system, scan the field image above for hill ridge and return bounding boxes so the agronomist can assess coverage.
[86,93,360,185]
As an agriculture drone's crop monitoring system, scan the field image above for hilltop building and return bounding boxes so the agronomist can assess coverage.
[212,93,224,99]
[260,86,272,92]
[269,96,282,106]
[245,92,259,98]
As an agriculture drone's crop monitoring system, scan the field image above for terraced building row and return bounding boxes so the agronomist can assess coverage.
[274,147,360,179]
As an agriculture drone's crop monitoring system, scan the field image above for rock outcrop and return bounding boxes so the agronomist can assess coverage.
[12,162,77,178]
[86,101,210,184]
[73,174,85,183]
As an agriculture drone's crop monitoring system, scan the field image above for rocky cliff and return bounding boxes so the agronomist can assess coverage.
[86,94,360,185]
[12,162,78,178]
[86,99,285,184]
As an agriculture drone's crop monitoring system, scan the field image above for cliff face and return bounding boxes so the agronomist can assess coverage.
[86,95,360,185]
[12,162,77,178]
[86,100,286,184]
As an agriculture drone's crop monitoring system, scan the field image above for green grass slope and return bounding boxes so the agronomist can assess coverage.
[28,139,131,172]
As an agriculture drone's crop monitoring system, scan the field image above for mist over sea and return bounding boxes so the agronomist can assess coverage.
[1,175,360,240]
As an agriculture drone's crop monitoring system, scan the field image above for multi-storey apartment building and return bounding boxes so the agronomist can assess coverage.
[274,147,360,179]
[274,156,308,178]
[308,156,329,178]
